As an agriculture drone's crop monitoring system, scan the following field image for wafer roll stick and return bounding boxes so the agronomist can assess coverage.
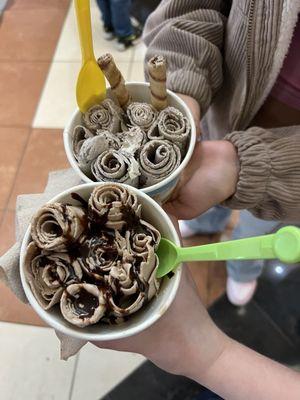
[148,56,168,111]
[98,53,132,109]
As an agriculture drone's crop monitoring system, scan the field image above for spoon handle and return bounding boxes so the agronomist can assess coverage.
[75,0,95,62]
[177,226,300,264]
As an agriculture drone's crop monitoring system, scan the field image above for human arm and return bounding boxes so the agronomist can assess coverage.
[143,0,227,115]
[166,125,300,222]
[196,336,300,400]
[93,258,300,399]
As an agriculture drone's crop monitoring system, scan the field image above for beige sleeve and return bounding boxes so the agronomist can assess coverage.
[224,126,300,222]
[143,0,227,115]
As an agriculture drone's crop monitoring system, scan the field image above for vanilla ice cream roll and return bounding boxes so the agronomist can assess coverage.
[91,150,140,188]
[24,242,83,310]
[83,99,124,133]
[98,53,132,109]
[139,140,181,187]
[31,203,87,252]
[60,284,107,328]
[148,55,168,111]
[126,102,158,132]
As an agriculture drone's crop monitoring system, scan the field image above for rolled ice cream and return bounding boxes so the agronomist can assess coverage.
[24,184,161,328]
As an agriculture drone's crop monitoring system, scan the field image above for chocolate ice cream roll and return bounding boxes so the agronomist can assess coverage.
[31,203,87,252]
[74,232,119,279]
[76,131,121,175]
[60,283,107,328]
[126,102,158,132]
[83,99,124,133]
[126,232,160,298]
[151,107,190,154]
[24,242,83,310]
[127,232,153,259]
[108,257,138,296]
[148,55,168,111]
[98,53,132,109]
[139,139,181,187]
[127,222,161,259]
[89,184,142,231]
[138,220,161,250]
[107,246,160,317]
[72,125,94,161]
[91,150,140,188]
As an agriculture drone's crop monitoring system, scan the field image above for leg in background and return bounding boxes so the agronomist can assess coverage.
[227,210,280,283]
[96,0,113,30]
[110,0,133,38]
[181,206,232,237]
[226,210,280,305]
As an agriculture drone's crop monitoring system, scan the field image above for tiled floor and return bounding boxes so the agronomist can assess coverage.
[71,344,144,400]
[0,322,144,400]
[0,1,227,399]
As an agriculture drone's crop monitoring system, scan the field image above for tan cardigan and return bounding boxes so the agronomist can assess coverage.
[143,0,300,221]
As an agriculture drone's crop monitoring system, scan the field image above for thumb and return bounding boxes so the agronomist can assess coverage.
[164,190,200,220]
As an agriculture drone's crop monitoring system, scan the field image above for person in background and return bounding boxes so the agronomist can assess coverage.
[143,1,300,306]
[131,0,161,25]
[96,0,142,51]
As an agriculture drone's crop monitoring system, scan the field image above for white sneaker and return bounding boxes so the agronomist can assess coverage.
[226,277,257,306]
[179,220,198,238]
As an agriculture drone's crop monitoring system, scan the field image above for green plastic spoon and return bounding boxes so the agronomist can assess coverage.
[156,226,300,278]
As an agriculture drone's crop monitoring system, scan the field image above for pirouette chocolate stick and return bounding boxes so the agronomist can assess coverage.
[98,53,132,109]
[148,56,168,111]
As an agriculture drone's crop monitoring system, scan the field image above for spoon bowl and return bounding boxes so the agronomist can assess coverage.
[76,59,106,112]
[156,238,179,278]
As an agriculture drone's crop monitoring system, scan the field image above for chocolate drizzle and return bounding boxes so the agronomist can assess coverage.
[66,288,100,319]
[120,205,140,231]
[71,192,88,208]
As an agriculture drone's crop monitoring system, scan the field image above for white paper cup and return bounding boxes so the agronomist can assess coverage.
[20,183,181,341]
[63,82,197,203]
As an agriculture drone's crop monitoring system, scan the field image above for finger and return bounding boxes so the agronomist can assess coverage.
[164,195,199,220]
[195,120,201,139]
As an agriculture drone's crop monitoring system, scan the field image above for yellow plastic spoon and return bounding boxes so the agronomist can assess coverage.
[74,0,106,113]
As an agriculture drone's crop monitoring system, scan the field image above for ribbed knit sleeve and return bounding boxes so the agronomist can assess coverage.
[224,126,300,221]
[143,0,226,115]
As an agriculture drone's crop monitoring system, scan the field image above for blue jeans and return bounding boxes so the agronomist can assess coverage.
[185,208,279,282]
[96,0,133,38]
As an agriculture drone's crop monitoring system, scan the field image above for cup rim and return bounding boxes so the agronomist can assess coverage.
[63,81,197,193]
[19,182,182,341]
